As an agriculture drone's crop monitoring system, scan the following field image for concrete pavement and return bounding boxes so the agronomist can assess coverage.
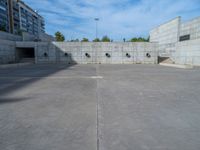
[0,64,200,150]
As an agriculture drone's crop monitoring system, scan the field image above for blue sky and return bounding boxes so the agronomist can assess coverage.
[24,0,200,41]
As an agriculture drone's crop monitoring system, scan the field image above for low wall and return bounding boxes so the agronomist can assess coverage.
[22,32,36,41]
[22,32,55,42]
[38,33,55,42]
[35,42,158,64]
[175,39,200,66]
[0,40,16,64]
[0,31,22,41]
[0,31,54,42]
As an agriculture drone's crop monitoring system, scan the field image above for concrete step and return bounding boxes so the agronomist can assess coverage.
[162,58,174,64]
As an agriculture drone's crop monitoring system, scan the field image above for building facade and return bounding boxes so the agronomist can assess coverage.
[0,0,45,36]
[17,0,45,35]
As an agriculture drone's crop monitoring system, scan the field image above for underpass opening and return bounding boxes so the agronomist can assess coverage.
[16,48,35,63]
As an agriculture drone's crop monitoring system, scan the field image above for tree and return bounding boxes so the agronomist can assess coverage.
[81,38,89,42]
[147,36,150,42]
[130,37,148,42]
[75,39,79,42]
[93,38,100,42]
[101,36,111,42]
[55,31,65,42]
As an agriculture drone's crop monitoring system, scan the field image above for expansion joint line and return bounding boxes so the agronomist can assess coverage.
[96,64,100,150]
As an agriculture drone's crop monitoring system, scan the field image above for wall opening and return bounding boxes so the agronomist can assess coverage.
[158,56,174,64]
[16,48,35,63]
[179,34,190,42]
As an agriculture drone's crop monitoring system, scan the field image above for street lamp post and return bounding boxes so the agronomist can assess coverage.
[94,18,99,39]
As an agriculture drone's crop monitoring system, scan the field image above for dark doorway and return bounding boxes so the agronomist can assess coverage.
[16,48,35,63]
[158,56,174,64]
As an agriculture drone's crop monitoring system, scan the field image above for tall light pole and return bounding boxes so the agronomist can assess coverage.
[94,18,99,39]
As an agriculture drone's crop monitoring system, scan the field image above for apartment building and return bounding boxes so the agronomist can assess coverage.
[0,0,9,32]
[17,0,45,35]
[0,0,45,36]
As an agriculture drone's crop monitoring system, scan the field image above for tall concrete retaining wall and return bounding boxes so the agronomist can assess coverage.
[0,40,16,64]
[3,40,200,66]
[36,42,158,64]
[14,42,158,64]
[150,17,180,59]
[180,17,200,41]
[175,39,200,66]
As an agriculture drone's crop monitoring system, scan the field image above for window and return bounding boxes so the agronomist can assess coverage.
[0,5,6,11]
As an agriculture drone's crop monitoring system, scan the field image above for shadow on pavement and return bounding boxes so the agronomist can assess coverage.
[0,97,32,104]
[0,46,78,104]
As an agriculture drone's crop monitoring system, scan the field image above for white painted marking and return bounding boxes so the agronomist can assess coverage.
[91,76,103,79]
[0,76,104,79]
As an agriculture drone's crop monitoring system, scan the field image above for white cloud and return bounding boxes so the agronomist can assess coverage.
[24,0,200,41]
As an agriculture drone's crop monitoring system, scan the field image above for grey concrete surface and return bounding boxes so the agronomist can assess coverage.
[14,42,158,64]
[0,31,22,41]
[150,16,200,60]
[0,64,200,150]
[175,39,200,66]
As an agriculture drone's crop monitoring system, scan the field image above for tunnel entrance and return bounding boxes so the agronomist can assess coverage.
[16,48,35,63]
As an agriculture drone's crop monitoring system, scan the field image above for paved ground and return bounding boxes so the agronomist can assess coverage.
[0,64,200,150]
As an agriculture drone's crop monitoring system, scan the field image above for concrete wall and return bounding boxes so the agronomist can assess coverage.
[0,31,22,41]
[15,42,158,64]
[150,16,200,61]
[15,41,200,66]
[22,32,36,41]
[175,39,200,66]
[150,17,180,58]
[2,40,200,66]
[0,30,54,42]
[38,33,55,42]
[150,17,180,45]
[0,39,16,64]
[36,42,57,63]
[22,32,55,42]
[180,17,200,40]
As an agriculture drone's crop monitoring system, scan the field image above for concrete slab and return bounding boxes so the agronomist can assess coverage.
[97,64,200,150]
[0,64,200,150]
[0,64,97,150]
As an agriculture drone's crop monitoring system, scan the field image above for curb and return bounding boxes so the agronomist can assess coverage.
[159,63,193,69]
[0,63,33,68]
